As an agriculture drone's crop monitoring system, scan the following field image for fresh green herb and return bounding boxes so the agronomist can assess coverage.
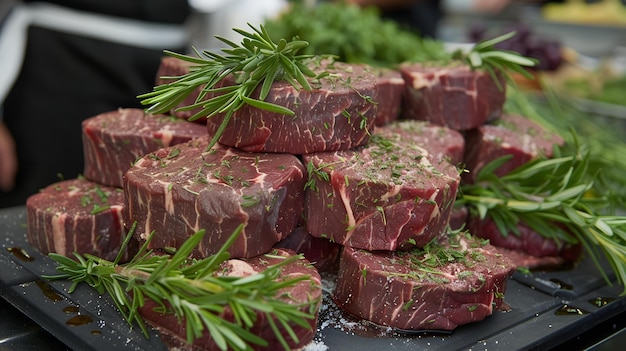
[388,233,482,282]
[138,23,318,151]
[506,85,626,209]
[452,31,537,86]
[458,146,626,295]
[304,160,335,192]
[44,224,318,351]
[90,203,110,215]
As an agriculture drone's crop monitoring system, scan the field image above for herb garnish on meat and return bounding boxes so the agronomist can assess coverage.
[138,23,321,151]
[44,224,318,351]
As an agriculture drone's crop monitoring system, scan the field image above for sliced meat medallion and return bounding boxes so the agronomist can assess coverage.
[139,248,322,351]
[123,135,306,259]
[26,178,133,262]
[206,59,378,154]
[303,123,460,251]
[372,67,405,127]
[463,113,564,183]
[82,108,206,188]
[400,62,506,131]
[333,233,517,331]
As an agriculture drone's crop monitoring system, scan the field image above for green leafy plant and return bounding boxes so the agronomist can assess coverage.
[44,224,319,351]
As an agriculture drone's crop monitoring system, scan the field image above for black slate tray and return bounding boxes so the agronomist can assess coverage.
[1,205,625,351]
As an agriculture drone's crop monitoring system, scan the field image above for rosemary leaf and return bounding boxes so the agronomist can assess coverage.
[44,224,319,350]
[460,145,626,295]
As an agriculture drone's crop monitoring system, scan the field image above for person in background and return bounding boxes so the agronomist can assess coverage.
[0,0,191,208]
[345,0,513,38]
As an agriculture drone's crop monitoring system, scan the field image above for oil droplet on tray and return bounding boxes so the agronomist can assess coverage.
[35,280,63,302]
[7,247,34,262]
[66,315,94,326]
[63,306,80,314]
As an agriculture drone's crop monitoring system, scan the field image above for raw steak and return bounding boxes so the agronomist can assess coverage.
[154,56,204,122]
[467,215,582,263]
[372,67,404,127]
[463,113,564,183]
[333,233,516,331]
[275,226,341,272]
[123,135,306,259]
[206,59,378,153]
[139,248,323,351]
[26,178,134,262]
[379,120,465,165]
[82,108,206,188]
[303,122,460,251]
[399,62,506,131]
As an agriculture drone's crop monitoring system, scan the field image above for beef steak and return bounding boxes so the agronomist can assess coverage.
[123,135,306,259]
[138,248,322,351]
[26,178,133,262]
[303,122,460,251]
[372,67,404,127]
[82,108,206,188]
[206,59,378,154]
[333,232,516,331]
[399,62,506,131]
[463,113,564,183]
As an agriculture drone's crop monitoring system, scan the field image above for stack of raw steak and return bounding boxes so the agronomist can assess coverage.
[24,51,568,348]
[26,109,206,263]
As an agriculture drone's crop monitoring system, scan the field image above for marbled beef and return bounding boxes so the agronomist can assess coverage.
[206,59,378,154]
[26,178,133,261]
[372,67,404,127]
[333,233,516,331]
[303,121,460,251]
[123,135,306,259]
[400,62,506,131]
[463,113,564,183]
[82,108,206,188]
[139,248,322,351]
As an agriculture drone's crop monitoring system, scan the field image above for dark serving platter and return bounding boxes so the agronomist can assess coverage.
[1,205,625,350]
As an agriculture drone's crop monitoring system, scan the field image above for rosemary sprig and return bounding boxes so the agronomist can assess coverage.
[137,23,318,150]
[44,224,318,351]
[452,31,538,85]
[458,145,626,295]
